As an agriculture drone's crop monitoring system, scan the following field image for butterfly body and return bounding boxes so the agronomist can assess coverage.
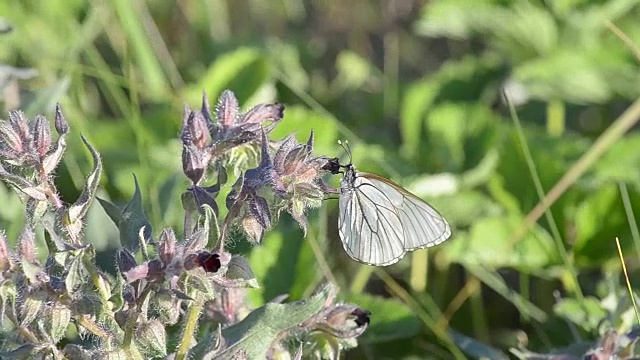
[334,161,451,266]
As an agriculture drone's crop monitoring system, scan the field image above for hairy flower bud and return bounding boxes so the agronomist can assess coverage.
[18,227,36,262]
[158,228,176,265]
[0,119,23,155]
[241,216,265,244]
[32,115,52,160]
[9,110,31,144]
[189,111,210,150]
[216,90,240,130]
[135,319,167,358]
[153,290,181,325]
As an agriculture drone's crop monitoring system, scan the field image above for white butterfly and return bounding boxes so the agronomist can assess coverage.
[324,148,452,266]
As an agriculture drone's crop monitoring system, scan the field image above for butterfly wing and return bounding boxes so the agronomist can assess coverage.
[360,173,451,252]
[338,175,405,266]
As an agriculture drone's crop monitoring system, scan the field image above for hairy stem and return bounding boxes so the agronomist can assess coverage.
[175,296,204,360]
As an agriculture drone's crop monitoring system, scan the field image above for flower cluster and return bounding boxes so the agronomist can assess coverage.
[180,90,336,245]
[0,91,368,359]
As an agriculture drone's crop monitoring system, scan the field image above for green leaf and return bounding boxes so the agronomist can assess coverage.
[118,174,152,251]
[442,214,558,272]
[343,293,421,344]
[19,292,44,326]
[554,296,608,331]
[226,255,259,289]
[573,184,630,265]
[513,51,610,103]
[414,0,496,39]
[202,204,219,249]
[333,51,377,92]
[97,197,123,225]
[209,285,330,360]
[65,253,85,296]
[589,134,640,187]
[399,79,439,159]
[44,305,72,342]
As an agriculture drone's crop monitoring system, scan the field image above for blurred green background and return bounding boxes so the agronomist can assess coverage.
[3,0,640,358]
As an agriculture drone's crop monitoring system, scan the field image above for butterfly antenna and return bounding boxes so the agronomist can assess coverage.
[337,140,353,165]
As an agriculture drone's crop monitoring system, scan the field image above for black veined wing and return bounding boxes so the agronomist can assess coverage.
[336,161,451,266]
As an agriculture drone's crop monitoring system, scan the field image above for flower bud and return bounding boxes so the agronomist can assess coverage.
[9,110,31,144]
[0,120,23,155]
[182,144,204,184]
[135,319,167,358]
[153,290,180,325]
[241,216,264,244]
[189,112,210,150]
[32,115,52,160]
[216,90,239,130]
[158,228,176,265]
[18,227,36,262]
[54,103,69,135]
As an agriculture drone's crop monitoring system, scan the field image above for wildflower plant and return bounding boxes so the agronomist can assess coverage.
[0,90,370,359]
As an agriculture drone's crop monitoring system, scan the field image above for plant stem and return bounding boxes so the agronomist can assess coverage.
[176,297,204,360]
[515,96,640,241]
[546,99,565,137]
[506,94,584,300]
[619,182,640,261]
[409,250,428,292]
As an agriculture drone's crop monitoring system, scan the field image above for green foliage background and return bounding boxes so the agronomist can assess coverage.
[3,0,640,358]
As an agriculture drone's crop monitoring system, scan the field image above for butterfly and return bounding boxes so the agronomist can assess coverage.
[323,142,452,266]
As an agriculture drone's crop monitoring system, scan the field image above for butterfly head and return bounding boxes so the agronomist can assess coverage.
[341,163,357,189]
